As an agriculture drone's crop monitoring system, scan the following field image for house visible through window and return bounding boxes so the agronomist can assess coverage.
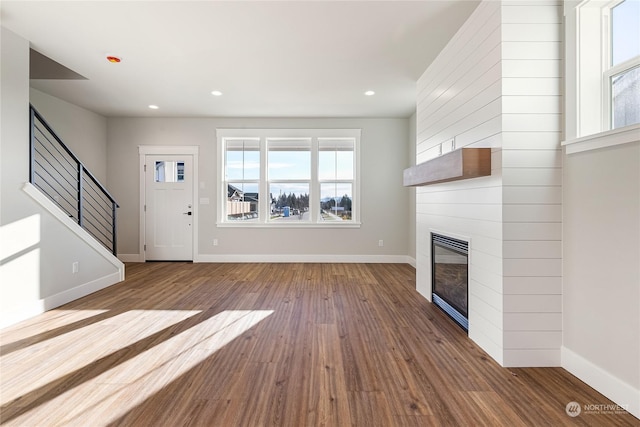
[155,161,185,183]
[225,139,260,221]
[608,0,640,129]
[218,129,360,227]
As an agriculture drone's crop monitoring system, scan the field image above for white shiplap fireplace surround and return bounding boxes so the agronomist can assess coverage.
[415,1,562,367]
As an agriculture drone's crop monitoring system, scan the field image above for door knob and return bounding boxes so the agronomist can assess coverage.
[183,211,192,215]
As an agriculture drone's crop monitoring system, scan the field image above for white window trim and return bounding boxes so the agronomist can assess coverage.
[562,123,640,153]
[216,128,361,228]
[563,0,640,153]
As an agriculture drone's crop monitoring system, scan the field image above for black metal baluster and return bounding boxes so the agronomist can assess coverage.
[29,104,119,255]
[78,165,84,227]
[29,107,36,184]
[112,202,117,255]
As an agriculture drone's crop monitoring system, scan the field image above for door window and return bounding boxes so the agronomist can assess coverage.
[155,161,185,183]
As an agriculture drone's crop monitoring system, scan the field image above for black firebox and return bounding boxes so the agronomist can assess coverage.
[431,233,469,331]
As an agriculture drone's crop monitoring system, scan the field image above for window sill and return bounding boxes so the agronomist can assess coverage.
[562,124,640,154]
[216,221,362,229]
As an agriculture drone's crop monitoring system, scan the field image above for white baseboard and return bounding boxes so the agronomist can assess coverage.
[0,270,124,330]
[118,253,144,262]
[502,349,561,367]
[194,254,414,264]
[562,346,640,419]
[115,253,415,265]
[43,270,124,310]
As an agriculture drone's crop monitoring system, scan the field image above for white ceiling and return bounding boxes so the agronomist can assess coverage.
[1,1,479,118]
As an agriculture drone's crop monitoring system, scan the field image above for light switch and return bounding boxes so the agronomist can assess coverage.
[441,138,455,154]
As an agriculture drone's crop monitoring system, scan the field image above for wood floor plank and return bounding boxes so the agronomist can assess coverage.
[1,262,637,426]
[307,324,350,426]
[348,390,395,427]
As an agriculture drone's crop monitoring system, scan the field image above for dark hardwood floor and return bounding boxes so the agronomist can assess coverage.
[1,262,637,426]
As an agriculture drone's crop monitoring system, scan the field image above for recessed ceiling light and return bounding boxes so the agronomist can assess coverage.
[148,105,159,110]
[364,90,375,96]
[106,56,121,63]
[211,90,223,96]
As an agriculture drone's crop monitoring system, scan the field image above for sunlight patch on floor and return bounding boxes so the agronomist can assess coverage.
[1,309,273,426]
[0,309,110,344]
[1,310,201,404]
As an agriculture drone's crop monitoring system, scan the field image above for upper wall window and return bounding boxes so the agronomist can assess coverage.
[571,0,640,138]
[607,0,640,129]
[217,129,361,227]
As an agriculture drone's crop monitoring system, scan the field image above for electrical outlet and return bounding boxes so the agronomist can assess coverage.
[213,239,219,246]
[378,240,384,247]
[72,262,79,273]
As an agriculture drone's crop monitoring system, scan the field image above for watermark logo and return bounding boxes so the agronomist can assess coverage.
[566,402,581,417]
[582,403,629,415]
[565,401,629,417]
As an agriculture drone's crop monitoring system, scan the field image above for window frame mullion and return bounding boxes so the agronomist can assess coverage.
[310,137,319,223]
[259,136,268,224]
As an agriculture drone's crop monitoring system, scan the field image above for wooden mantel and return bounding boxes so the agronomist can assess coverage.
[403,148,491,187]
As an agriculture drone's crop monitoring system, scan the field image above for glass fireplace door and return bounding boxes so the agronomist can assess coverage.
[432,234,468,331]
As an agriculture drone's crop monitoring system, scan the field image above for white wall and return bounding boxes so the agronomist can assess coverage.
[562,142,640,416]
[107,117,411,262]
[415,0,563,366]
[30,88,108,183]
[561,2,640,417]
[562,142,640,418]
[416,0,505,363]
[0,27,123,329]
[500,1,563,367]
[414,0,638,416]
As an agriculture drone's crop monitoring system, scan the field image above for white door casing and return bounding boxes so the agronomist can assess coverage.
[139,146,199,261]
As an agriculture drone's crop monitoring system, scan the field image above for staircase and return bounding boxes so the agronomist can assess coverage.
[29,105,119,255]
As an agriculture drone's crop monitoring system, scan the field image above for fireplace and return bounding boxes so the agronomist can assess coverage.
[432,233,469,331]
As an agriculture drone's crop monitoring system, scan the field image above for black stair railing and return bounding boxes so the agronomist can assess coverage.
[29,105,119,255]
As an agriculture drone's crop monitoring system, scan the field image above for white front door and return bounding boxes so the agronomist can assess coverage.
[144,155,193,261]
